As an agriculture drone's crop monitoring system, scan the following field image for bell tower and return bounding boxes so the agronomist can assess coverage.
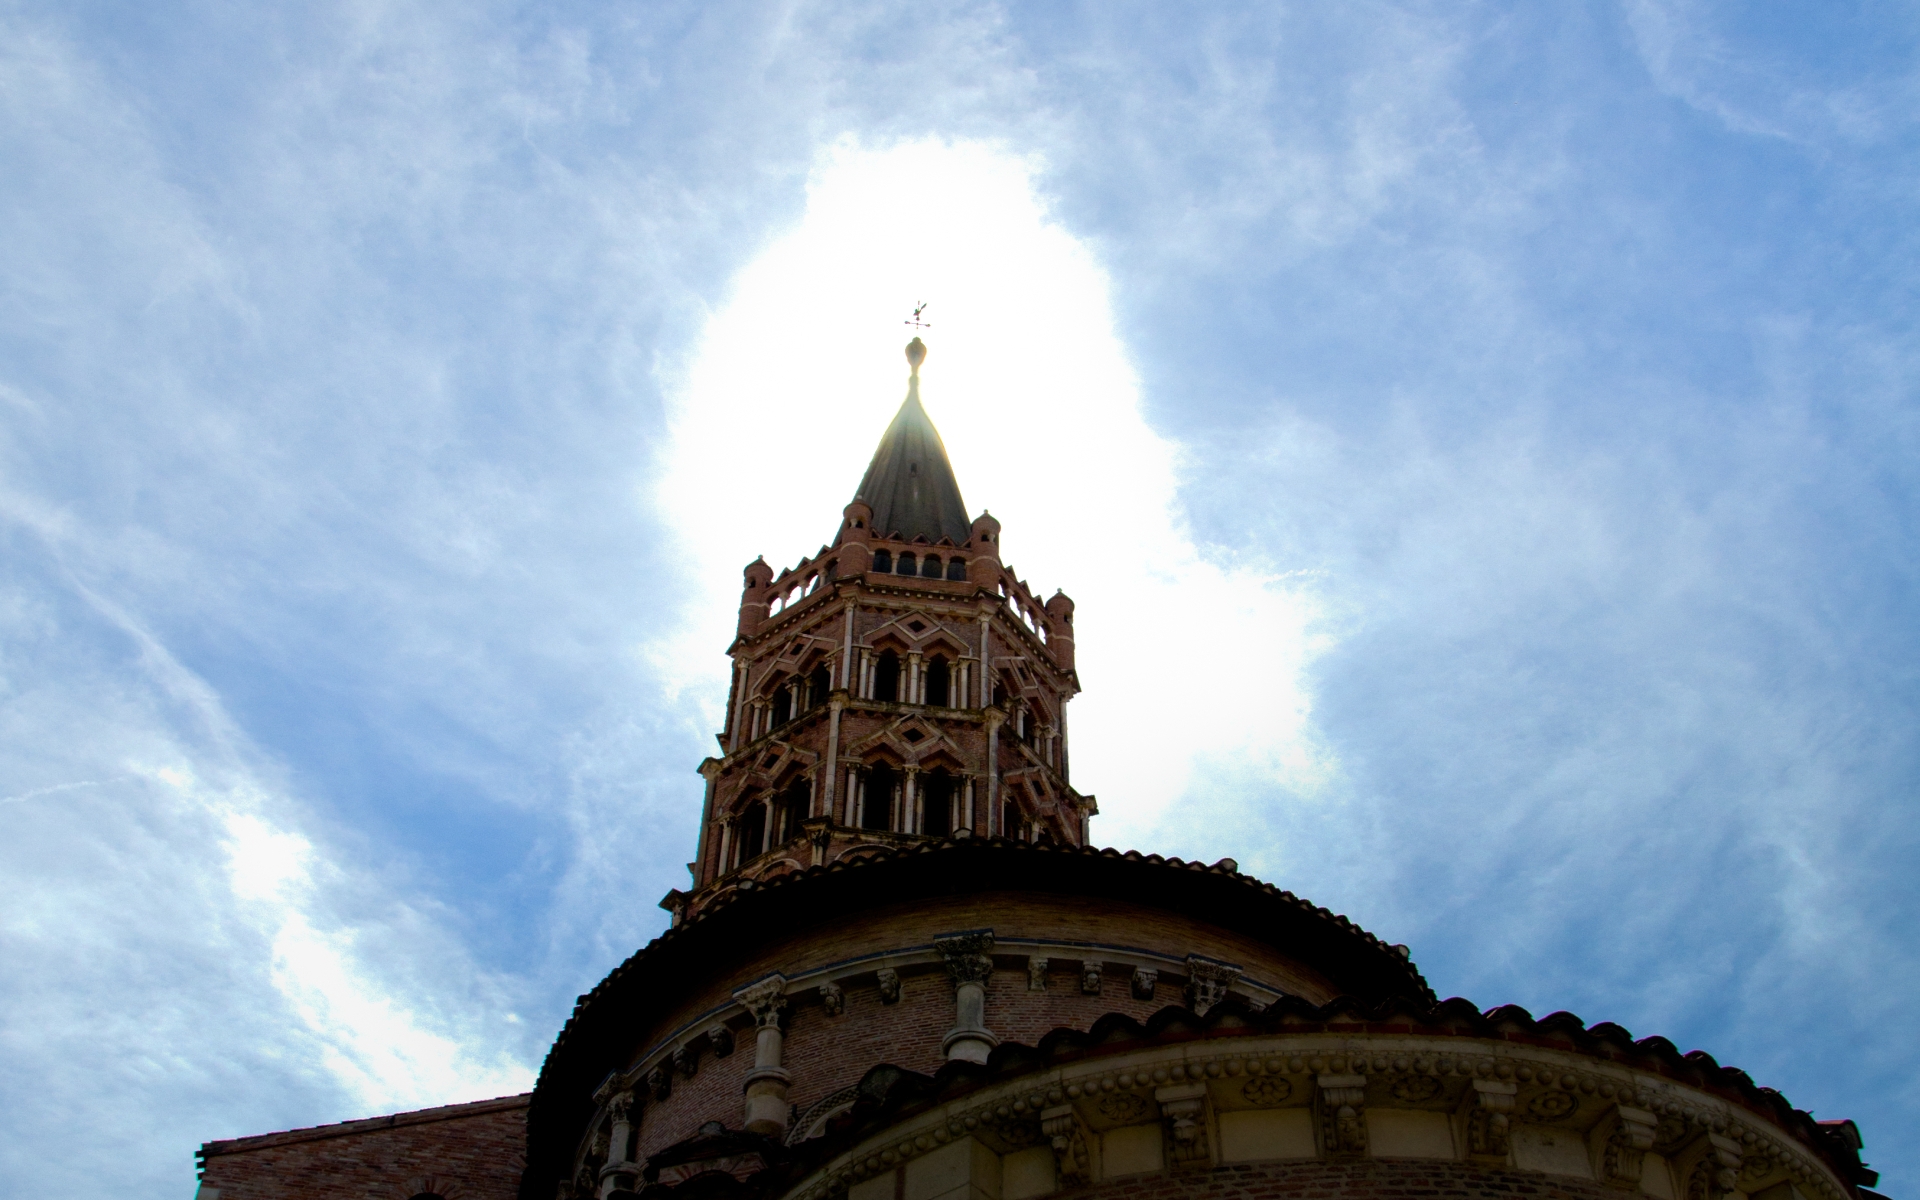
[662,338,1094,924]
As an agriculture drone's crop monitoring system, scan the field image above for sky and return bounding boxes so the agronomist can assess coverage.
[1,2,1916,1196]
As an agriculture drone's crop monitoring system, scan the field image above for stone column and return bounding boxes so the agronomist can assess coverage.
[936,930,998,1064]
[735,976,790,1136]
[728,663,749,753]
[908,651,924,704]
[596,1091,637,1198]
[903,765,920,834]
[985,708,1004,832]
[824,695,843,817]
[840,604,856,688]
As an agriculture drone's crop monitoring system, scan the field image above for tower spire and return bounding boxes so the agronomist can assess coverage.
[853,338,970,544]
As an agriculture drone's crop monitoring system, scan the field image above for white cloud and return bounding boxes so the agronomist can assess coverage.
[654,137,1335,843]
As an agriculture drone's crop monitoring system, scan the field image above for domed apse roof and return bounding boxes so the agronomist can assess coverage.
[853,366,971,545]
[520,838,1433,1198]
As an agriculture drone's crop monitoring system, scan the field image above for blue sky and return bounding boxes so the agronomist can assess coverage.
[3,3,1917,1196]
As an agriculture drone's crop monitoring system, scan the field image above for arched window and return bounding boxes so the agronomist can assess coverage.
[808,665,831,707]
[897,551,916,575]
[921,554,942,578]
[874,650,900,702]
[770,686,791,726]
[873,549,892,573]
[737,803,767,866]
[924,657,950,707]
[922,769,952,837]
[945,557,966,581]
[862,764,896,830]
[781,779,809,838]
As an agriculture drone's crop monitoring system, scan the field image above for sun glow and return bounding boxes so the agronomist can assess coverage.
[657,138,1331,849]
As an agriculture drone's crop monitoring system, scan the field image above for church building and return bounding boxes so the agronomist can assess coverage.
[196,340,1882,1200]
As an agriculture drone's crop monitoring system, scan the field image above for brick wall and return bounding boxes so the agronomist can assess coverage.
[197,1094,528,1200]
[623,894,1344,1162]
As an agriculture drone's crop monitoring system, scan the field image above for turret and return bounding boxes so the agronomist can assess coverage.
[737,557,773,638]
[967,511,1002,587]
[836,499,874,575]
[1045,589,1076,671]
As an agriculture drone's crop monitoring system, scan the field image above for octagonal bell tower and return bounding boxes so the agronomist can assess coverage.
[662,338,1094,926]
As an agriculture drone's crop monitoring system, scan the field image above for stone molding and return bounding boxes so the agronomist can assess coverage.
[767,1035,1854,1200]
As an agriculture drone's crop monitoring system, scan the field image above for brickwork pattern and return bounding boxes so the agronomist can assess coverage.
[615,893,1350,1165]
[198,1095,527,1200]
[633,891,1346,1066]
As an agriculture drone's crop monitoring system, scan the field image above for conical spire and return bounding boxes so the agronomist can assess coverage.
[854,338,971,544]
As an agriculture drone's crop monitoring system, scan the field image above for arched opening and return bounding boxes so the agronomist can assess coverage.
[922,768,953,837]
[737,803,767,866]
[921,554,941,578]
[808,665,831,708]
[780,779,809,838]
[770,686,792,727]
[873,549,892,573]
[896,551,916,576]
[945,557,966,581]
[873,650,900,702]
[924,657,950,707]
[862,764,896,831]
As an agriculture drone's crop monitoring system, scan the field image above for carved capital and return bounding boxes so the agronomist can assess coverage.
[1041,1104,1093,1188]
[935,930,995,988]
[875,967,902,1004]
[734,975,788,1029]
[1601,1106,1659,1188]
[1155,1083,1211,1167]
[1185,955,1241,1016]
[607,1091,635,1124]
[1316,1074,1368,1158]
[818,979,845,1016]
[1131,967,1158,1000]
[1465,1079,1516,1163]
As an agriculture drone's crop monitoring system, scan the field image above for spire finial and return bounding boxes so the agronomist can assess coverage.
[904,302,931,377]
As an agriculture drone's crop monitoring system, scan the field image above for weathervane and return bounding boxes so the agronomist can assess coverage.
[904,301,932,332]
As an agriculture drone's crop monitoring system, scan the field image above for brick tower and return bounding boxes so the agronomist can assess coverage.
[195,340,1883,1200]
[664,337,1094,926]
